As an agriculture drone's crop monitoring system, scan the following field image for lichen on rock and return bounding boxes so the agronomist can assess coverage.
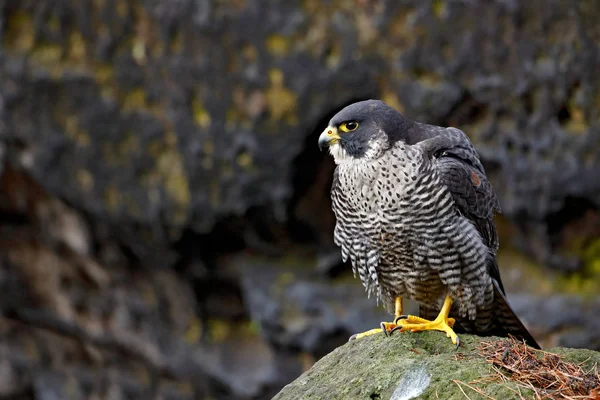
[273,332,600,400]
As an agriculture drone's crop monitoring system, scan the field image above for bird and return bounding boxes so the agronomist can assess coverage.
[318,99,539,349]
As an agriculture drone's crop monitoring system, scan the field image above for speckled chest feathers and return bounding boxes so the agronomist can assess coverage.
[331,141,494,329]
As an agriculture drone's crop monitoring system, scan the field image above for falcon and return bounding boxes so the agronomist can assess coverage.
[318,100,539,349]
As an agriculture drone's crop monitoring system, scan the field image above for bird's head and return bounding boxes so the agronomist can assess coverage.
[318,100,409,164]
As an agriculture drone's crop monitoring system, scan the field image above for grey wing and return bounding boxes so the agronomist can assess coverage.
[418,127,502,283]
[414,128,540,348]
[330,168,381,297]
[435,140,501,251]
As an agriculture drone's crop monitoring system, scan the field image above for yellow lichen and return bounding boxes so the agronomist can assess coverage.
[152,137,191,221]
[269,69,284,86]
[414,70,443,87]
[192,97,212,128]
[76,169,94,191]
[3,10,35,52]
[121,88,148,112]
[29,43,63,69]
[92,63,119,101]
[432,0,446,18]
[132,40,147,65]
[68,32,87,63]
[94,64,114,83]
[563,106,587,134]
[236,151,253,168]
[266,34,290,56]
[266,69,298,123]
[104,185,122,211]
[169,29,183,53]
[242,44,258,61]
[208,319,231,342]
[184,316,203,344]
[325,42,341,69]
[381,90,405,114]
[63,115,90,147]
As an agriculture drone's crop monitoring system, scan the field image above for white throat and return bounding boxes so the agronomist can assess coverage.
[329,143,351,165]
[329,139,389,165]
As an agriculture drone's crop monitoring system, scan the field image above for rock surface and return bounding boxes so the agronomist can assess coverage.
[273,332,600,400]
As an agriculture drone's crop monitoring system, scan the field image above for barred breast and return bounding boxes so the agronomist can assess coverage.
[331,141,494,329]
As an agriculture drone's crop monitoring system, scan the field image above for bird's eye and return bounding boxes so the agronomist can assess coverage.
[340,121,359,132]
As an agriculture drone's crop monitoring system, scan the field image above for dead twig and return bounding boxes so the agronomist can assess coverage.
[477,336,600,400]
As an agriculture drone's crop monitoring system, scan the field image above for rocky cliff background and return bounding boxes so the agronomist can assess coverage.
[0,0,599,399]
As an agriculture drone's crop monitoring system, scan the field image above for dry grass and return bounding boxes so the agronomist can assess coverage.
[472,336,600,399]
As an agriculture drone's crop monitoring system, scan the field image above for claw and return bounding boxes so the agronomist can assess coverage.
[349,295,461,347]
[389,325,402,335]
[380,322,390,337]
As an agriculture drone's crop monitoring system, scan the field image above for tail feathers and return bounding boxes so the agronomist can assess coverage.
[418,280,540,349]
[488,279,540,349]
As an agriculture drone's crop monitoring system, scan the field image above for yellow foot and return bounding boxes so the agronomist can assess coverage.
[349,296,405,341]
[391,314,460,347]
[391,295,461,348]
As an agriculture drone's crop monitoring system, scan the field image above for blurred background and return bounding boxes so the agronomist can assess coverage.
[0,0,599,399]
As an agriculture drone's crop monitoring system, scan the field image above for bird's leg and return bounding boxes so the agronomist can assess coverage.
[391,294,460,348]
[349,296,403,340]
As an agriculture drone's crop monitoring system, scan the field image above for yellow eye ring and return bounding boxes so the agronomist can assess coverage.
[339,121,359,132]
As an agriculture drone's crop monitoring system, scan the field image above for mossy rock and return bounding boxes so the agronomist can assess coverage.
[273,331,600,400]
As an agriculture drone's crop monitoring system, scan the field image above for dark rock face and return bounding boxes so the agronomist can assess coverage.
[1,0,600,399]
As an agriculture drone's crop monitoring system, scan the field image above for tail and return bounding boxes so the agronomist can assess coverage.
[488,279,540,349]
[421,262,541,349]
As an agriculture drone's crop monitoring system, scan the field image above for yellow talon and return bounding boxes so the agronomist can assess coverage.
[393,295,461,347]
[349,296,403,340]
[350,295,461,348]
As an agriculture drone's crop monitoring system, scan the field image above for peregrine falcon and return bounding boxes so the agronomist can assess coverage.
[318,100,539,349]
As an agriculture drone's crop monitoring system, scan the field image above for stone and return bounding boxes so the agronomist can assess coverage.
[273,332,600,400]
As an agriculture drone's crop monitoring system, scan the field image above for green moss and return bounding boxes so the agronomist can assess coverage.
[555,232,600,295]
[583,238,600,274]
[274,332,594,400]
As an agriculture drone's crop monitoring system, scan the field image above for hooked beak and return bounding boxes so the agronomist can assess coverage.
[318,126,341,151]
